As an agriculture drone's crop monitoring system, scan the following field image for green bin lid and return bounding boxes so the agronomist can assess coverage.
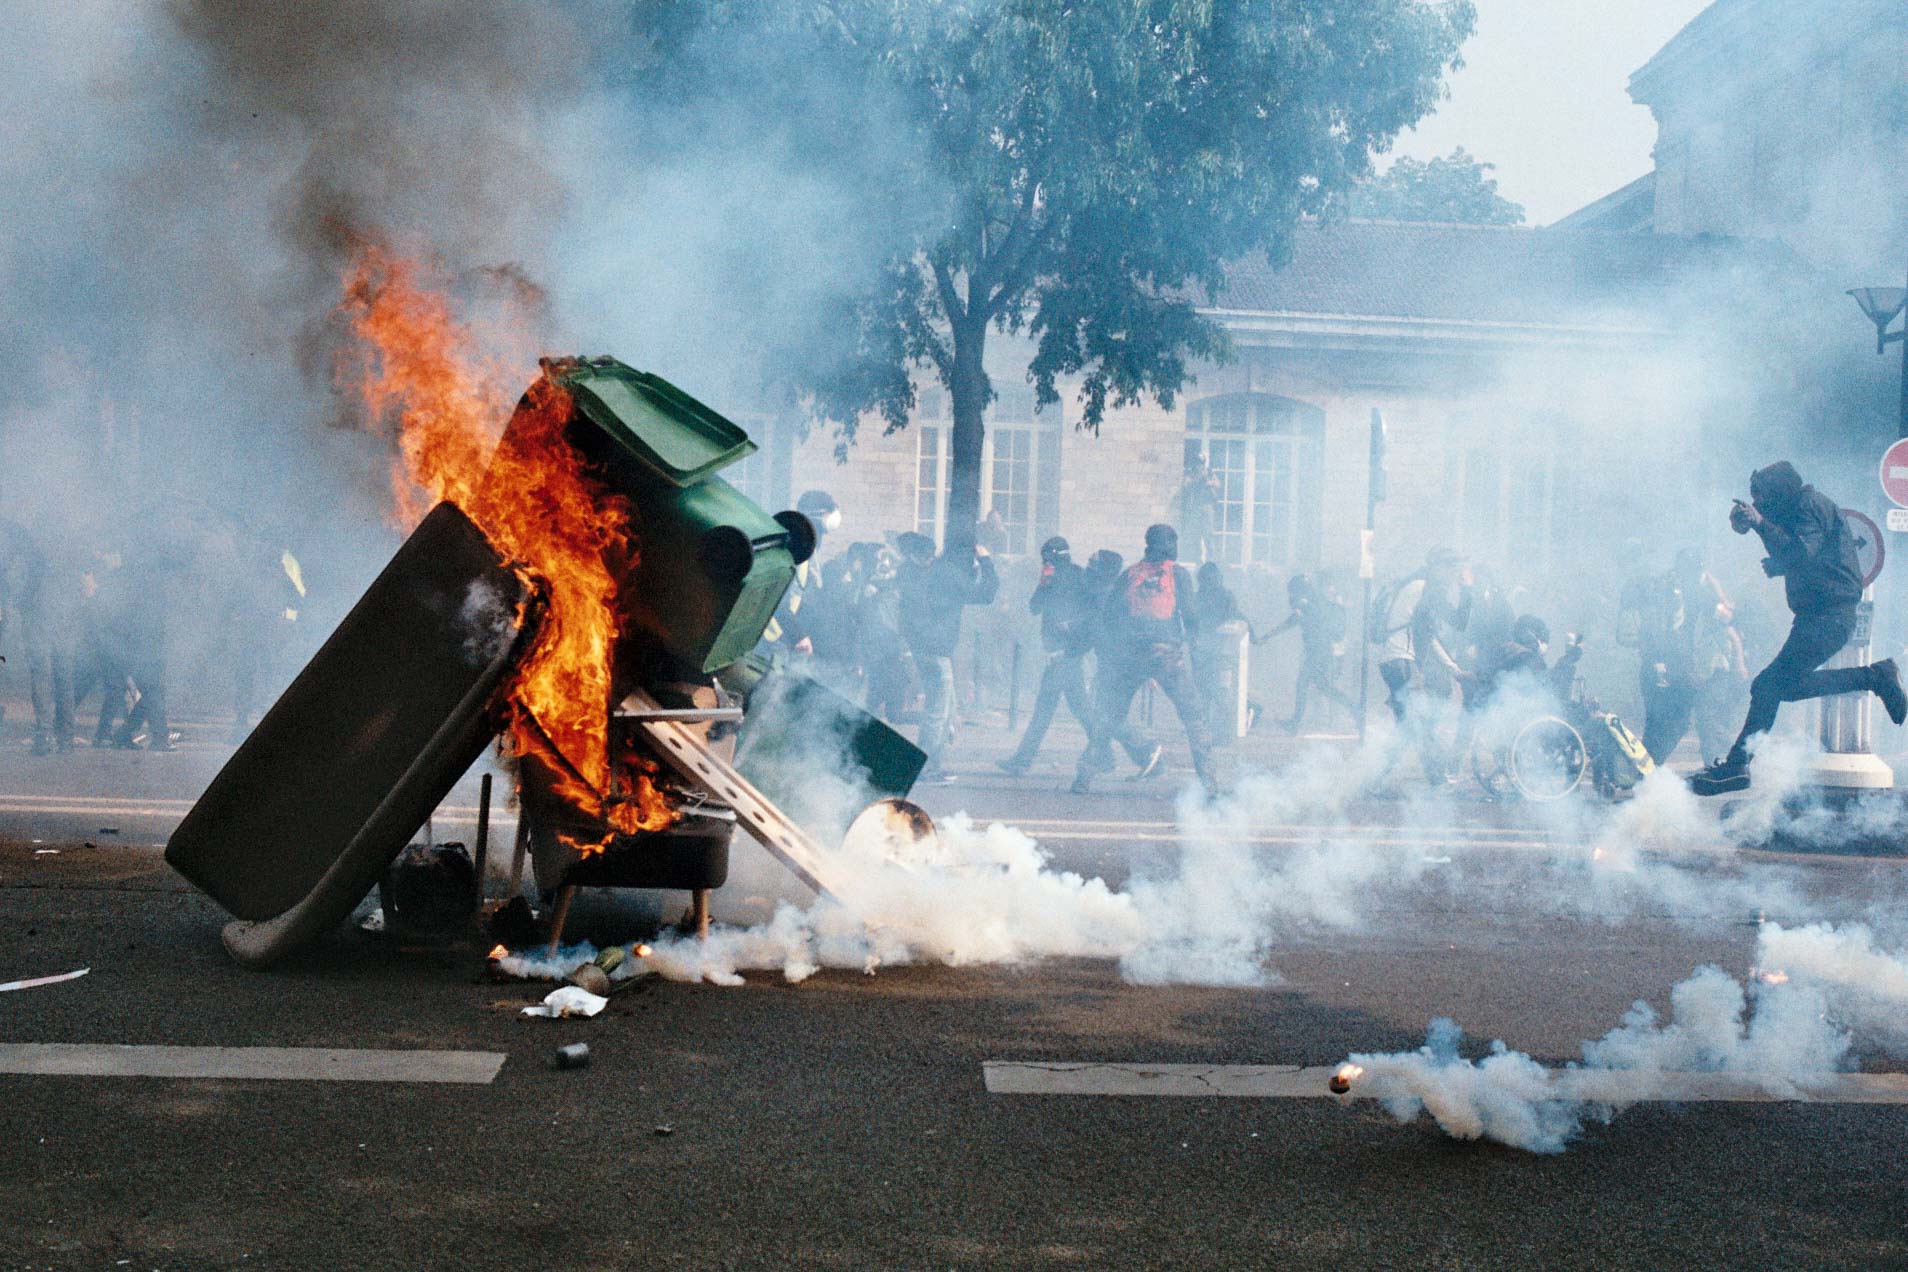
[549,357,756,488]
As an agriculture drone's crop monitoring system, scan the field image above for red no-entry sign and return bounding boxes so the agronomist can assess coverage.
[1844,508,1885,586]
[1881,438,1908,508]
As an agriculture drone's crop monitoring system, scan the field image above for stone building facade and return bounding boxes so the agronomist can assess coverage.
[723,0,1900,712]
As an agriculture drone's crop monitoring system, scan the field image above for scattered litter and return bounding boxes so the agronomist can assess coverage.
[653,1124,674,1137]
[568,946,625,996]
[358,908,386,933]
[30,839,41,844]
[97,828,120,836]
[34,849,58,856]
[1421,855,1453,865]
[521,986,607,1018]
[553,1042,591,1070]
[0,967,90,994]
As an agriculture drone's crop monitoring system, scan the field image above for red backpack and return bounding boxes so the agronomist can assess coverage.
[1122,560,1178,621]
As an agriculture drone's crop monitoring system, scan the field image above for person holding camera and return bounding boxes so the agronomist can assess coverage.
[1688,461,1906,795]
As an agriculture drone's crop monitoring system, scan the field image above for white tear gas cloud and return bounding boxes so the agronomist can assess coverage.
[492,672,1903,994]
[1340,919,1908,1154]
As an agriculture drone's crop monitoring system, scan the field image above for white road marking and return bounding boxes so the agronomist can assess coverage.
[983,1061,1908,1104]
[0,967,90,993]
[0,798,1551,851]
[0,1043,506,1084]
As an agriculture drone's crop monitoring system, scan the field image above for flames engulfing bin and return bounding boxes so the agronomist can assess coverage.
[498,358,812,896]
[166,356,920,967]
[501,357,811,677]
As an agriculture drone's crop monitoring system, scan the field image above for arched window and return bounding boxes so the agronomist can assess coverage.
[1442,412,1577,576]
[914,383,1061,556]
[1182,393,1325,568]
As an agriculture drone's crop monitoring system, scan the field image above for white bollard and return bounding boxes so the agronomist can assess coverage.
[1812,592,1895,789]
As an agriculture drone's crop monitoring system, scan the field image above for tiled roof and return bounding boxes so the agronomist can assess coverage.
[1210,219,1808,329]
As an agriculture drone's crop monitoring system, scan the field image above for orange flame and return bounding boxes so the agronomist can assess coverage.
[335,242,663,833]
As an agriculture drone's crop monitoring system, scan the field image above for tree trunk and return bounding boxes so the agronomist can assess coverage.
[942,318,989,561]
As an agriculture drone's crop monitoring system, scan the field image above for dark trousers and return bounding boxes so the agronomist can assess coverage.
[1378,658,1414,722]
[1288,649,1353,726]
[1009,649,1091,763]
[118,655,169,746]
[22,617,74,744]
[1726,607,1865,767]
[1642,676,1700,765]
[71,641,129,744]
[915,653,956,771]
[1078,643,1213,783]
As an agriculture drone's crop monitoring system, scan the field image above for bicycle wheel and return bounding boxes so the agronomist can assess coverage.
[1469,734,1511,800]
[1508,715,1587,802]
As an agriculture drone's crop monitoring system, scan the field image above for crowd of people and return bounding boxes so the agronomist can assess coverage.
[0,516,303,756]
[12,458,1898,806]
[759,490,1372,795]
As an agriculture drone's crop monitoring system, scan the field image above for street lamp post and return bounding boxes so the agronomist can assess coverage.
[1847,276,1908,438]
[1814,272,1908,791]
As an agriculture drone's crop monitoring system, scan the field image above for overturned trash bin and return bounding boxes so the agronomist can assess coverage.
[166,355,926,968]
[165,502,544,967]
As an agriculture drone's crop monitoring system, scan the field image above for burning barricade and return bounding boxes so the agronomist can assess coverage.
[166,353,924,968]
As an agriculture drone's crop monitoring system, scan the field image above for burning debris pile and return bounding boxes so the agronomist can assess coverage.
[165,244,920,967]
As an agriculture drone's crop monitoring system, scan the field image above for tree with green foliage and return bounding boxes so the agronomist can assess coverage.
[635,1,1475,557]
[1348,147,1525,225]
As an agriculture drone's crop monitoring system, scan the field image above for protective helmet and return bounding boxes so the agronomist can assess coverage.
[1040,536,1071,564]
[1512,614,1550,650]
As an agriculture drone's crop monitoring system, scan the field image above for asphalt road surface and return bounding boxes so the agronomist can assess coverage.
[3,736,1908,1269]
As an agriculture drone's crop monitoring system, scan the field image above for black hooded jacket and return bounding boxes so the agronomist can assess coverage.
[1749,462,1862,615]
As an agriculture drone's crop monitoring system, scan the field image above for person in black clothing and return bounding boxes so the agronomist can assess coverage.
[1266,573,1353,732]
[1690,462,1906,794]
[896,531,999,781]
[998,537,1095,774]
[1080,549,1158,777]
[1072,524,1216,795]
[1475,614,1583,709]
[113,540,183,752]
[0,520,75,755]
[858,546,910,722]
[758,489,841,663]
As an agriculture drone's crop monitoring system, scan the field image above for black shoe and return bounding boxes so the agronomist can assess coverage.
[1131,744,1165,781]
[1069,775,1092,795]
[995,756,1031,776]
[1688,759,1750,796]
[1873,659,1907,726]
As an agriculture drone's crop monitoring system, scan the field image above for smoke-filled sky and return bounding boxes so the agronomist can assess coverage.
[1391,0,1716,224]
